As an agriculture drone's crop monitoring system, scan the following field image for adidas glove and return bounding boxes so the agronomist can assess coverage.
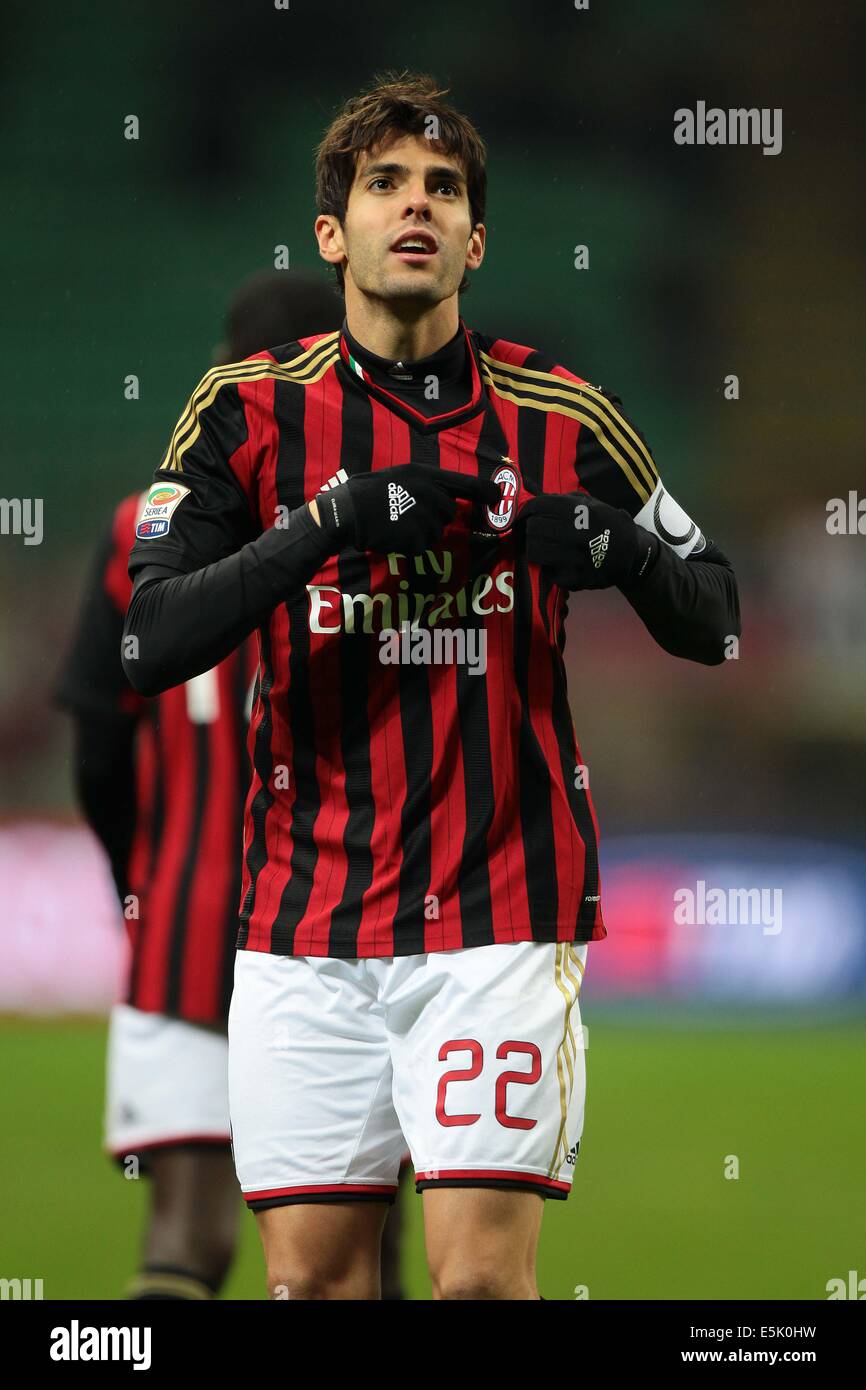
[316,463,501,556]
[516,491,656,591]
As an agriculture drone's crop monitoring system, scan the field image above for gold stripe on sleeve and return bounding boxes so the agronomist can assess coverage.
[479,353,658,501]
[162,341,340,474]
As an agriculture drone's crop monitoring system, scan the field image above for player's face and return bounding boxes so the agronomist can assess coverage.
[336,133,484,306]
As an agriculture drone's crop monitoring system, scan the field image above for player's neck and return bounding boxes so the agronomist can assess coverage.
[343,294,460,365]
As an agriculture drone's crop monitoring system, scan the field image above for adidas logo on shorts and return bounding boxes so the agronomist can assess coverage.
[589,529,610,568]
[388,482,416,521]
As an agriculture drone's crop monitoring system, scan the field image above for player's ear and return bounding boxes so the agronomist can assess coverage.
[466,223,485,271]
[315,213,346,267]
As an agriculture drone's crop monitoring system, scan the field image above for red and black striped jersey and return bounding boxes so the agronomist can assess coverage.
[128,319,667,959]
[57,492,257,1024]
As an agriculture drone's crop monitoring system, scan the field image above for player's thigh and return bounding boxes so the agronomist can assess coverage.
[146,1143,239,1228]
[143,1144,240,1275]
[422,1185,545,1298]
[255,1200,389,1299]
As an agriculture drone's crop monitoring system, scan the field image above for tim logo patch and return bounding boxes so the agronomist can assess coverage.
[136,481,191,540]
[486,460,520,532]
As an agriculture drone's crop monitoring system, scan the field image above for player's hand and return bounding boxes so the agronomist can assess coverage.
[315,463,502,555]
[516,490,654,590]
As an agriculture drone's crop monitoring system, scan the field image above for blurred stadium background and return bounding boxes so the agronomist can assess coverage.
[2,0,864,1299]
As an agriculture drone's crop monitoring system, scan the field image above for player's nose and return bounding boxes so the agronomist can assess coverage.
[403,182,432,216]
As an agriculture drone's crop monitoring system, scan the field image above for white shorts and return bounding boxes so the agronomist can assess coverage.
[228,940,588,1209]
[105,1004,231,1162]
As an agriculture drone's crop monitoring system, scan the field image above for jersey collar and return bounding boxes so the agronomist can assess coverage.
[337,317,486,432]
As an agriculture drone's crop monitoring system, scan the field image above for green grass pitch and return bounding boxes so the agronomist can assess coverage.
[1,1014,863,1300]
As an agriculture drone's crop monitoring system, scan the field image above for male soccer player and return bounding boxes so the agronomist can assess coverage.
[121,74,740,1300]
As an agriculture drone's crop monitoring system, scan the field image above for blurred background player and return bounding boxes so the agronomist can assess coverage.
[53,270,408,1300]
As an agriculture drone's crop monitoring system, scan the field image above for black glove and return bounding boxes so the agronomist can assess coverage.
[516,490,656,590]
[316,463,501,555]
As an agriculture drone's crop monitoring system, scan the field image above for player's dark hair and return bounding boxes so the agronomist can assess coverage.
[315,70,487,297]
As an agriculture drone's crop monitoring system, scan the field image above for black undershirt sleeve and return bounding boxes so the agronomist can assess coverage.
[563,384,740,665]
[619,534,741,665]
[52,519,143,909]
[72,714,139,907]
[122,502,335,697]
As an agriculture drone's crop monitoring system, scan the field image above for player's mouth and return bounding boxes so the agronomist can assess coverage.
[390,230,438,263]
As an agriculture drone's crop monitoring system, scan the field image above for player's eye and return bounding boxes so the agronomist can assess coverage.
[369,177,393,191]
[436,182,459,196]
